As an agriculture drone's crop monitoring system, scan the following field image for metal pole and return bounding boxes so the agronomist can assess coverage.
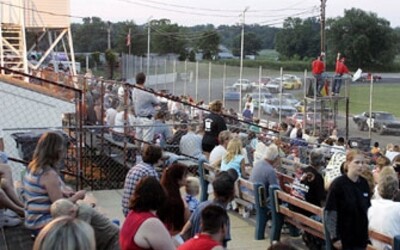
[320,0,327,54]
[184,60,188,96]
[223,63,226,107]
[154,59,158,88]
[147,17,152,77]
[279,67,283,124]
[173,60,176,95]
[239,7,249,112]
[258,66,262,118]
[208,61,212,103]
[195,61,199,101]
[164,59,167,90]
[107,22,111,50]
[368,76,373,139]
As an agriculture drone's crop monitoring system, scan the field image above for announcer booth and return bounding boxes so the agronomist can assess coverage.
[0,0,76,75]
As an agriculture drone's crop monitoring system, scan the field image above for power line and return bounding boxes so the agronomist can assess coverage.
[0,1,85,19]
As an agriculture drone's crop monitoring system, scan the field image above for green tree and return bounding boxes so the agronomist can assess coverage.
[151,19,186,55]
[196,30,220,60]
[72,17,109,52]
[326,8,397,68]
[275,17,320,60]
[105,49,116,79]
[231,32,262,56]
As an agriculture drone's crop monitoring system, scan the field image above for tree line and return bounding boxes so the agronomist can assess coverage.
[70,8,400,70]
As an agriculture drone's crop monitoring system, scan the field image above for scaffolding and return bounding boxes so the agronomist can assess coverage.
[0,0,76,75]
[302,75,350,139]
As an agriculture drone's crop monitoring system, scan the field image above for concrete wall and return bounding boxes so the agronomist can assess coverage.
[0,80,75,167]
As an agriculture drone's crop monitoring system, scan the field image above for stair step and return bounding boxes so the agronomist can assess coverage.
[2,37,21,39]
[2,30,21,33]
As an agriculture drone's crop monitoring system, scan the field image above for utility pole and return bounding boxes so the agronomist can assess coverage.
[239,6,249,112]
[320,0,327,54]
[147,16,153,77]
[107,21,112,50]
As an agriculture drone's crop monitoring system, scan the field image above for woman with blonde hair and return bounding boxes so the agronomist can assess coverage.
[324,149,371,250]
[23,132,86,234]
[33,216,95,250]
[220,138,248,178]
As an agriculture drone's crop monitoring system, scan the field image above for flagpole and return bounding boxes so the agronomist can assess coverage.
[128,28,131,56]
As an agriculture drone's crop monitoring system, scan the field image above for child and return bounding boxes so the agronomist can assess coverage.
[185,177,200,213]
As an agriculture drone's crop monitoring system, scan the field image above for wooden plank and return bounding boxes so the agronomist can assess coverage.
[279,206,324,232]
[285,217,325,239]
[277,191,323,217]
[369,230,393,246]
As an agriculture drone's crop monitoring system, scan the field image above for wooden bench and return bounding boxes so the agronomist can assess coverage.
[198,161,220,202]
[269,184,400,250]
[234,178,269,240]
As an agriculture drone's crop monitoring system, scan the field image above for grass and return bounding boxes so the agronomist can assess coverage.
[343,83,400,117]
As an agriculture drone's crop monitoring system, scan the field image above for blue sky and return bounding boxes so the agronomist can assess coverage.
[70,0,399,27]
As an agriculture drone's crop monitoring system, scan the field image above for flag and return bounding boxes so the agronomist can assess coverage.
[126,29,131,47]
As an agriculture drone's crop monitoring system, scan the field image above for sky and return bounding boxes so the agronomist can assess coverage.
[70,0,400,28]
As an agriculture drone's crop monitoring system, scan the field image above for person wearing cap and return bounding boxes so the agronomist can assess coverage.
[332,53,352,96]
[311,54,325,96]
[131,72,160,146]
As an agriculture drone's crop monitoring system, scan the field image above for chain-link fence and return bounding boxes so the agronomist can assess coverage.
[1,65,355,191]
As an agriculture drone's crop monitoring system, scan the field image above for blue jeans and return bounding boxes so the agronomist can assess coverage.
[333,74,342,94]
[313,74,323,94]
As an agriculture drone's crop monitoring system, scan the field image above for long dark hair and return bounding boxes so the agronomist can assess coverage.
[129,176,166,212]
[158,163,188,232]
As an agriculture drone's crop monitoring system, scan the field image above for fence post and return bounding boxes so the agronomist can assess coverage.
[195,61,199,101]
[184,60,188,96]
[222,63,226,106]
[173,60,176,95]
[208,61,211,103]
[258,66,262,118]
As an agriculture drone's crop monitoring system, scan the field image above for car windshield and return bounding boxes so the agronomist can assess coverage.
[271,99,291,105]
[376,113,396,120]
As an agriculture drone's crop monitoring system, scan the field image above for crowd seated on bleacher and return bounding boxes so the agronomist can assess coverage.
[4,71,400,250]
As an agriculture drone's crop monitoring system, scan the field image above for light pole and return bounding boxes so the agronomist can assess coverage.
[147,16,153,77]
[239,7,249,112]
[320,0,327,54]
[107,21,112,50]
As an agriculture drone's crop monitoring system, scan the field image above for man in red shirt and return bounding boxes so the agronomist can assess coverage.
[333,53,352,96]
[178,205,227,250]
[311,54,325,97]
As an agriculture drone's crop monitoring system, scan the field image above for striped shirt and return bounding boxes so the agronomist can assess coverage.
[22,169,58,230]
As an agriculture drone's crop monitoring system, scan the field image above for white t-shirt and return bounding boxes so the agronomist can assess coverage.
[386,151,400,162]
[209,145,227,166]
[368,199,400,250]
[105,108,118,127]
[112,112,136,133]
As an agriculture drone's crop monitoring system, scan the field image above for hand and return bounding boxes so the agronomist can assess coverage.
[74,190,87,200]
[333,240,342,250]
